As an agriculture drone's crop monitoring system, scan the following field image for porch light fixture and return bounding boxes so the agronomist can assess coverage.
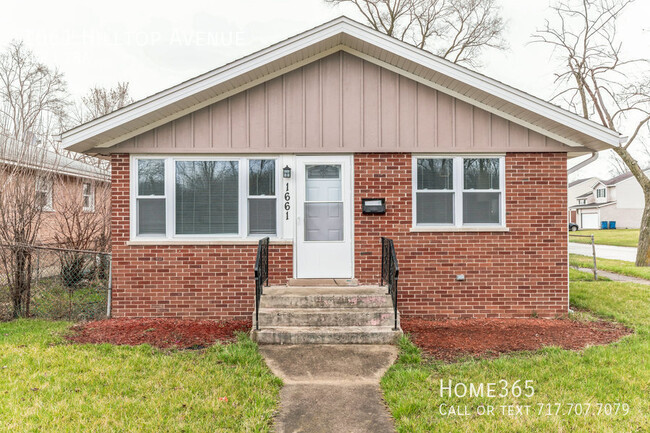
[283,165,292,178]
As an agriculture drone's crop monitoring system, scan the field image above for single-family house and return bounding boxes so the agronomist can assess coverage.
[61,17,621,343]
[570,170,647,229]
[568,177,599,224]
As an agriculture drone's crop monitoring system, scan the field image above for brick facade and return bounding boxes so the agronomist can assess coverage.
[354,152,568,319]
[110,152,568,320]
[110,154,292,320]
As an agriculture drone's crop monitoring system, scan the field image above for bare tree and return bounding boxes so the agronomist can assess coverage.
[65,82,132,169]
[325,0,507,66]
[534,0,650,265]
[0,41,68,317]
[0,137,56,317]
[608,153,629,177]
[70,82,133,125]
[48,178,111,252]
[0,41,68,145]
[45,177,111,287]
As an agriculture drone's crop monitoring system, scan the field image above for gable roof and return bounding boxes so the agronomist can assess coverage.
[1,137,109,181]
[576,191,593,199]
[61,16,624,155]
[569,177,598,188]
[602,171,634,186]
[601,168,650,186]
[570,201,616,209]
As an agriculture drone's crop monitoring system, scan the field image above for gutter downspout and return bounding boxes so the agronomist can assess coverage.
[568,152,599,175]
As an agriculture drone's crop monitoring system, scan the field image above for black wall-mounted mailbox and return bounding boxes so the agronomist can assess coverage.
[362,198,386,214]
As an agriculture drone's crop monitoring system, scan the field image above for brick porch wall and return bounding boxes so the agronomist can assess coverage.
[354,152,568,319]
[110,154,293,320]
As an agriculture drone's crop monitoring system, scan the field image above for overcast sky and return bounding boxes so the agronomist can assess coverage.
[2,0,649,179]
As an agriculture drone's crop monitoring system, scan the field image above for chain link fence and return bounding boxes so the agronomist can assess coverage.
[0,244,110,321]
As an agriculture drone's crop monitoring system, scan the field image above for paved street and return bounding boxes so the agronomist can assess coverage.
[569,242,637,262]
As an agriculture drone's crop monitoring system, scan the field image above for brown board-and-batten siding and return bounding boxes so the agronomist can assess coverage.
[110,51,573,154]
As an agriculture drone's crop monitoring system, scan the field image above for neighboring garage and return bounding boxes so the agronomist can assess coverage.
[581,213,599,229]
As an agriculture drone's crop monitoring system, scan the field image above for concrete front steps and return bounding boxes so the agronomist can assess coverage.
[251,285,402,344]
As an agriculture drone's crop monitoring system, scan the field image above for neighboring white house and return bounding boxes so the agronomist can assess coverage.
[569,171,647,229]
[568,177,599,224]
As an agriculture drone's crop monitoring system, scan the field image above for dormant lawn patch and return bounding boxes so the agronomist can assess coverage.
[570,229,639,248]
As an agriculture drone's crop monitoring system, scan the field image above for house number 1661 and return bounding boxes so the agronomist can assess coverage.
[284,183,291,220]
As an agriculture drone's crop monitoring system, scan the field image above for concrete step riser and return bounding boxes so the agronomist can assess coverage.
[261,295,392,309]
[253,330,401,345]
[257,309,396,327]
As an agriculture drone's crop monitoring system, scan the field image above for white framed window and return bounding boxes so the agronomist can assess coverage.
[596,188,606,198]
[413,155,505,227]
[131,156,280,240]
[248,159,277,235]
[135,158,167,236]
[35,177,53,211]
[82,182,95,212]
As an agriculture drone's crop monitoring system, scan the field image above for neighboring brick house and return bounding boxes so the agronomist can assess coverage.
[570,170,648,229]
[62,17,621,325]
[0,141,110,245]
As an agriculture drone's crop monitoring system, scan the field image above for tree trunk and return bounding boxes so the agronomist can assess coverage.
[10,247,33,318]
[637,190,650,267]
[612,147,650,267]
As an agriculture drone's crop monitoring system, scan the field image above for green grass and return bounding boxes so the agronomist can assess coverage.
[569,267,610,282]
[382,280,650,432]
[570,254,650,280]
[0,321,281,432]
[569,229,639,247]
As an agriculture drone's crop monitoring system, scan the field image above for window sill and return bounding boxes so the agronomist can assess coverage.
[410,226,510,233]
[126,238,293,246]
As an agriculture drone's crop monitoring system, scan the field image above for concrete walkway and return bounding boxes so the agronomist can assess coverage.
[569,242,637,262]
[576,267,650,285]
[260,345,398,433]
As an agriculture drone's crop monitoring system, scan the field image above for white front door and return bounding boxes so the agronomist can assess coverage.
[295,155,353,278]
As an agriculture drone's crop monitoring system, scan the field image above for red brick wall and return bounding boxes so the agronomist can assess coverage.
[110,152,567,320]
[354,152,568,319]
[110,154,293,320]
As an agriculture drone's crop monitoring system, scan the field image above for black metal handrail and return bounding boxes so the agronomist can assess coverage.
[254,237,270,330]
[380,237,399,330]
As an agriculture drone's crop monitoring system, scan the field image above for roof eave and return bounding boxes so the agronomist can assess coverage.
[62,16,622,154]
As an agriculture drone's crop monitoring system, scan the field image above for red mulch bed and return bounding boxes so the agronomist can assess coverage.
[401,318,632,362]
[66,318,252,349]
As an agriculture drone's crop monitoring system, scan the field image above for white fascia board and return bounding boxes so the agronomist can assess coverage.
[63,16,622,152]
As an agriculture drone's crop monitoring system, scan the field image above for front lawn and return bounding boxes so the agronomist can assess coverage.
[570,228,639,247]
[570,253,650,280]
[382,280,649,432]
[0,320,281,432]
